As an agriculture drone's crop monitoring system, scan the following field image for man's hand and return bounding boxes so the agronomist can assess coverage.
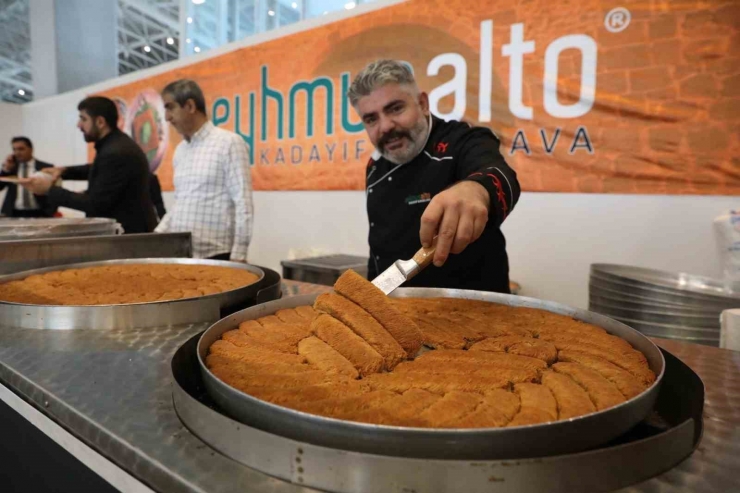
[2,154,16,173]
[19,173,54,195]
[41,167,64,182]
[419,181,490,267]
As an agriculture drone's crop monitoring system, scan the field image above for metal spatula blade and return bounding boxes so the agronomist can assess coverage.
[371,243,437,295]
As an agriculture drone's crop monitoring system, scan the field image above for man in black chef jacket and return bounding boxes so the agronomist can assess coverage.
[19,97,158,234]
[348,59,520,293]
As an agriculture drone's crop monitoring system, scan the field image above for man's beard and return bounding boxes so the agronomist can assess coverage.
[83,126,100,143]
[377,116,429,165]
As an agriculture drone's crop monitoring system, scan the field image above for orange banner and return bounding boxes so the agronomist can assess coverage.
[98,0,740,194]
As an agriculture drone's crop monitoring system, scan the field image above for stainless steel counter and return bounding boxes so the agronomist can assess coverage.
[0,281,736,493]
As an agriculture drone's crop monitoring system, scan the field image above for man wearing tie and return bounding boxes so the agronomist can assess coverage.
[0,137,57,218]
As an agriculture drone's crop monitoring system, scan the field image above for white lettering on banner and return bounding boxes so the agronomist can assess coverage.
[544,35,598,118]
[216,19,600,166]
[502,23,535,120]
[427,53,467,121]
[472,20,599,121]
[478,20,493,122]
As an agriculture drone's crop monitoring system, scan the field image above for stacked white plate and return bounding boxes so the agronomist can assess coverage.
[589,264,740,347]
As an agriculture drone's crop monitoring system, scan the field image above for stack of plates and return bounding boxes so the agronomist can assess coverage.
[589,264,740,347]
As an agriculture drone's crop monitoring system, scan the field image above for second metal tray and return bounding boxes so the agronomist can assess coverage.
[0,258,269,330]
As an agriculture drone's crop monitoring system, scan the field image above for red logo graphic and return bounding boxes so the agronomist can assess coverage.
[487,173,509,219]
[436,142,449,153]
[467,172,508,220]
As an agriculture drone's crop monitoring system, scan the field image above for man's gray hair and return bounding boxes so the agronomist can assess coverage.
[347,59,419,107]
[162,79,207,114]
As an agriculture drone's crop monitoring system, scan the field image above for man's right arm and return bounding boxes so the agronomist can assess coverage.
[60,164,92,180]
[0,155,16,190]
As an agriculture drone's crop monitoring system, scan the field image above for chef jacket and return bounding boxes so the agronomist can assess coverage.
[366,115,520,293]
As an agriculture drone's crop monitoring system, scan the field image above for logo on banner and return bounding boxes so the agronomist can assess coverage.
[209,19,601,165]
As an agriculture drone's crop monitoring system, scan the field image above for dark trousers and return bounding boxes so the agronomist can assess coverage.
[207,253,231,261]
[10,209,48,218]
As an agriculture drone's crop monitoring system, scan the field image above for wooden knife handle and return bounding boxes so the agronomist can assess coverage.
[412,239,437,270]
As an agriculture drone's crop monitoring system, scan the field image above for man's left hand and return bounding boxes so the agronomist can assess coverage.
[19,174,53,195]
[419,181,490,267]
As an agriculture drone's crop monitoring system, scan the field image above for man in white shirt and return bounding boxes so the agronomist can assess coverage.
[156,79,253,262]
[0,137,57,218]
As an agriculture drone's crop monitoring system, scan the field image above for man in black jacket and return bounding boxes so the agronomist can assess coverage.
[20,97,158,234]
[0,137,57,217]
[149,172,166,222]
[348,59,521,293]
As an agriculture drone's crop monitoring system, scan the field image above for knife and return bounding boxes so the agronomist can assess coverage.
[371,241,437,295]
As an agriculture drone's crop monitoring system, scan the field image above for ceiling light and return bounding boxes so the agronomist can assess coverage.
[166,37,174,45]
[187,16,193,23]
[345,1,356,8]
[268,10,275,16]
[186,38,191,43]
[18,89,25,96]
[192,0,205,4]
[144,45,151,52]
[194,46,201,53]
[291,2,297,8]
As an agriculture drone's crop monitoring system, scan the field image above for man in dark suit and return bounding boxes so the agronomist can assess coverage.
[0,137,57,217]
[20,97,158,234]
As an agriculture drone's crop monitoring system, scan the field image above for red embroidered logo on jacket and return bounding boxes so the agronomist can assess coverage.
[468,172,508,219]
[487,173,508,218]
[436,142,449,153]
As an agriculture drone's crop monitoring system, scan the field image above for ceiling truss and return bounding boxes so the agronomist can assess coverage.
[117,0,181,76]
[0,0,31,103]
[0,1,372,104]
[0,0,183,103]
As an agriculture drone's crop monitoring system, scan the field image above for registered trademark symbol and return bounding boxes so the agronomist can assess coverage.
[605,7,631,33]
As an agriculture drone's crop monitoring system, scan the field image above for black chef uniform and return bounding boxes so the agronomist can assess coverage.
[366,115,520,293]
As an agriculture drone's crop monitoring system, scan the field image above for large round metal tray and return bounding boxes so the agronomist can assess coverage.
[197,288,665,460]
[173,334,702,493]
[0,258,268,330]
